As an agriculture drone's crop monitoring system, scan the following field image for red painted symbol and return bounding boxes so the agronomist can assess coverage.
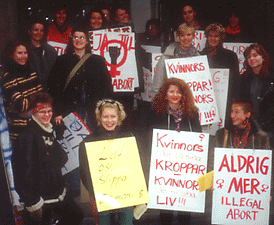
[216,179,224,189]
[261,184,269,192]
[100,40,128,78]
[199,134,205,142]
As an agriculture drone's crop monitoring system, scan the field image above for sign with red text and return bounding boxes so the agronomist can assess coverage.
[93,31,139,92]
[139,46,162,102]
[165,55,219,125]
[48,41,67,56]
[85,137,149,212]
[202,69,229,135]
[193,30,206,51]
[140,67,153,101]
[223,43,254,74]
[212,148,272,224]
[148,129,209,212]
[59,112,91,175]
[89,26,132,51]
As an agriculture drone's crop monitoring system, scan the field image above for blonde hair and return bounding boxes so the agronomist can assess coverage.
[95,99,126,126]
[177,23,195,36]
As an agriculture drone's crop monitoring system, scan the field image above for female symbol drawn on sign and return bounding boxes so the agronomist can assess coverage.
[100,40,128,78]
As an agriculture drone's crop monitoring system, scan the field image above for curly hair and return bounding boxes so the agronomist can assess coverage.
[95,99,126,126]
[205,23,226,43]
[243,44,270,79]
[151,78,198,118]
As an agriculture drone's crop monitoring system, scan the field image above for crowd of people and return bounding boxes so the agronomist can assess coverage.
[1,2,274,225]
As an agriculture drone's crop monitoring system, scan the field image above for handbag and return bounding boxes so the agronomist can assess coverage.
[63,53,92,92]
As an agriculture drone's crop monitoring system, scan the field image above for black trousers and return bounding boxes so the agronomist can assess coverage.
[22,198,84,225]
[160,210,191,225]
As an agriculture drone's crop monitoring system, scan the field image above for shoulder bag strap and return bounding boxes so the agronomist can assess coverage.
[63,53,92,92]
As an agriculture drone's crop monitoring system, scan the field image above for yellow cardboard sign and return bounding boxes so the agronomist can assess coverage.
[198,171,214,192]
[85,136,149,212]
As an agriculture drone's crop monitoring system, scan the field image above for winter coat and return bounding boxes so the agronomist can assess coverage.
[12,117,68,212]
[47,52,113,126]
[239,71,274,132]
[30,43,57,90]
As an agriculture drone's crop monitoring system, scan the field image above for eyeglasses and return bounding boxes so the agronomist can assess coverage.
[99,100,120,111]
[72,36,86,40]
[37,110,53,115]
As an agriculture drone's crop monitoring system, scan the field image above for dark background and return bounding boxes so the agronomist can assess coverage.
[14,0,274,57]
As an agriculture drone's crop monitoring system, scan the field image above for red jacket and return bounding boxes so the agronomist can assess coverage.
[47,23,71,44]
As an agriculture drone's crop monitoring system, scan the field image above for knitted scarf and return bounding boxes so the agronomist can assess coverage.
[233,122,251,148]
[168,106,183,131]
[174,44,198,58]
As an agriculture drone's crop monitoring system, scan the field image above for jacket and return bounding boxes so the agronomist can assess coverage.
[47,52,113,126]
[148,109,202,133]
[47,22,72,45]
[30,43,58,90]
[208,122,270,172]
[12,117,68,212]
[151,42,200,98]
[239,72,274,131]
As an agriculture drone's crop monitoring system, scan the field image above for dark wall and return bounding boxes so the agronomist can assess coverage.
[158,0,274,69]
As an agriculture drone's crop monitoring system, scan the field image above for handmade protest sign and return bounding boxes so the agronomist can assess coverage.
[85,136,149,212]
[140,67,153,102]
[89,26,132,51]
[212,148,272,225]
[92,31,139,92]
[148,129,209,212]
[48,41,67,56]
[202,69,229,135]
[193,30,206,51]
[223,43,253,74]
[138,46,162,102]
[59,113,91,175]
[165,55,219,125]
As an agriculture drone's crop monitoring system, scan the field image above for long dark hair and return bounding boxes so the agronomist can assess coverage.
[243,44,270,79]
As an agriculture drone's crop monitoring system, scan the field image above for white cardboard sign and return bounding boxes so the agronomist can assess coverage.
[59,112,91,175]
[165,55,219,125]
[92,31,139,92]
[148,129,209,212]
[212,148,272,224]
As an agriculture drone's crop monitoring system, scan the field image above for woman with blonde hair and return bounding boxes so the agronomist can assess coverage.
[148,78,201,224]
[79,99,135,225]
[151,23,199,98]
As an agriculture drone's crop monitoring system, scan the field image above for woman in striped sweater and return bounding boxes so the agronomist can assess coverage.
[1,40,43,145]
